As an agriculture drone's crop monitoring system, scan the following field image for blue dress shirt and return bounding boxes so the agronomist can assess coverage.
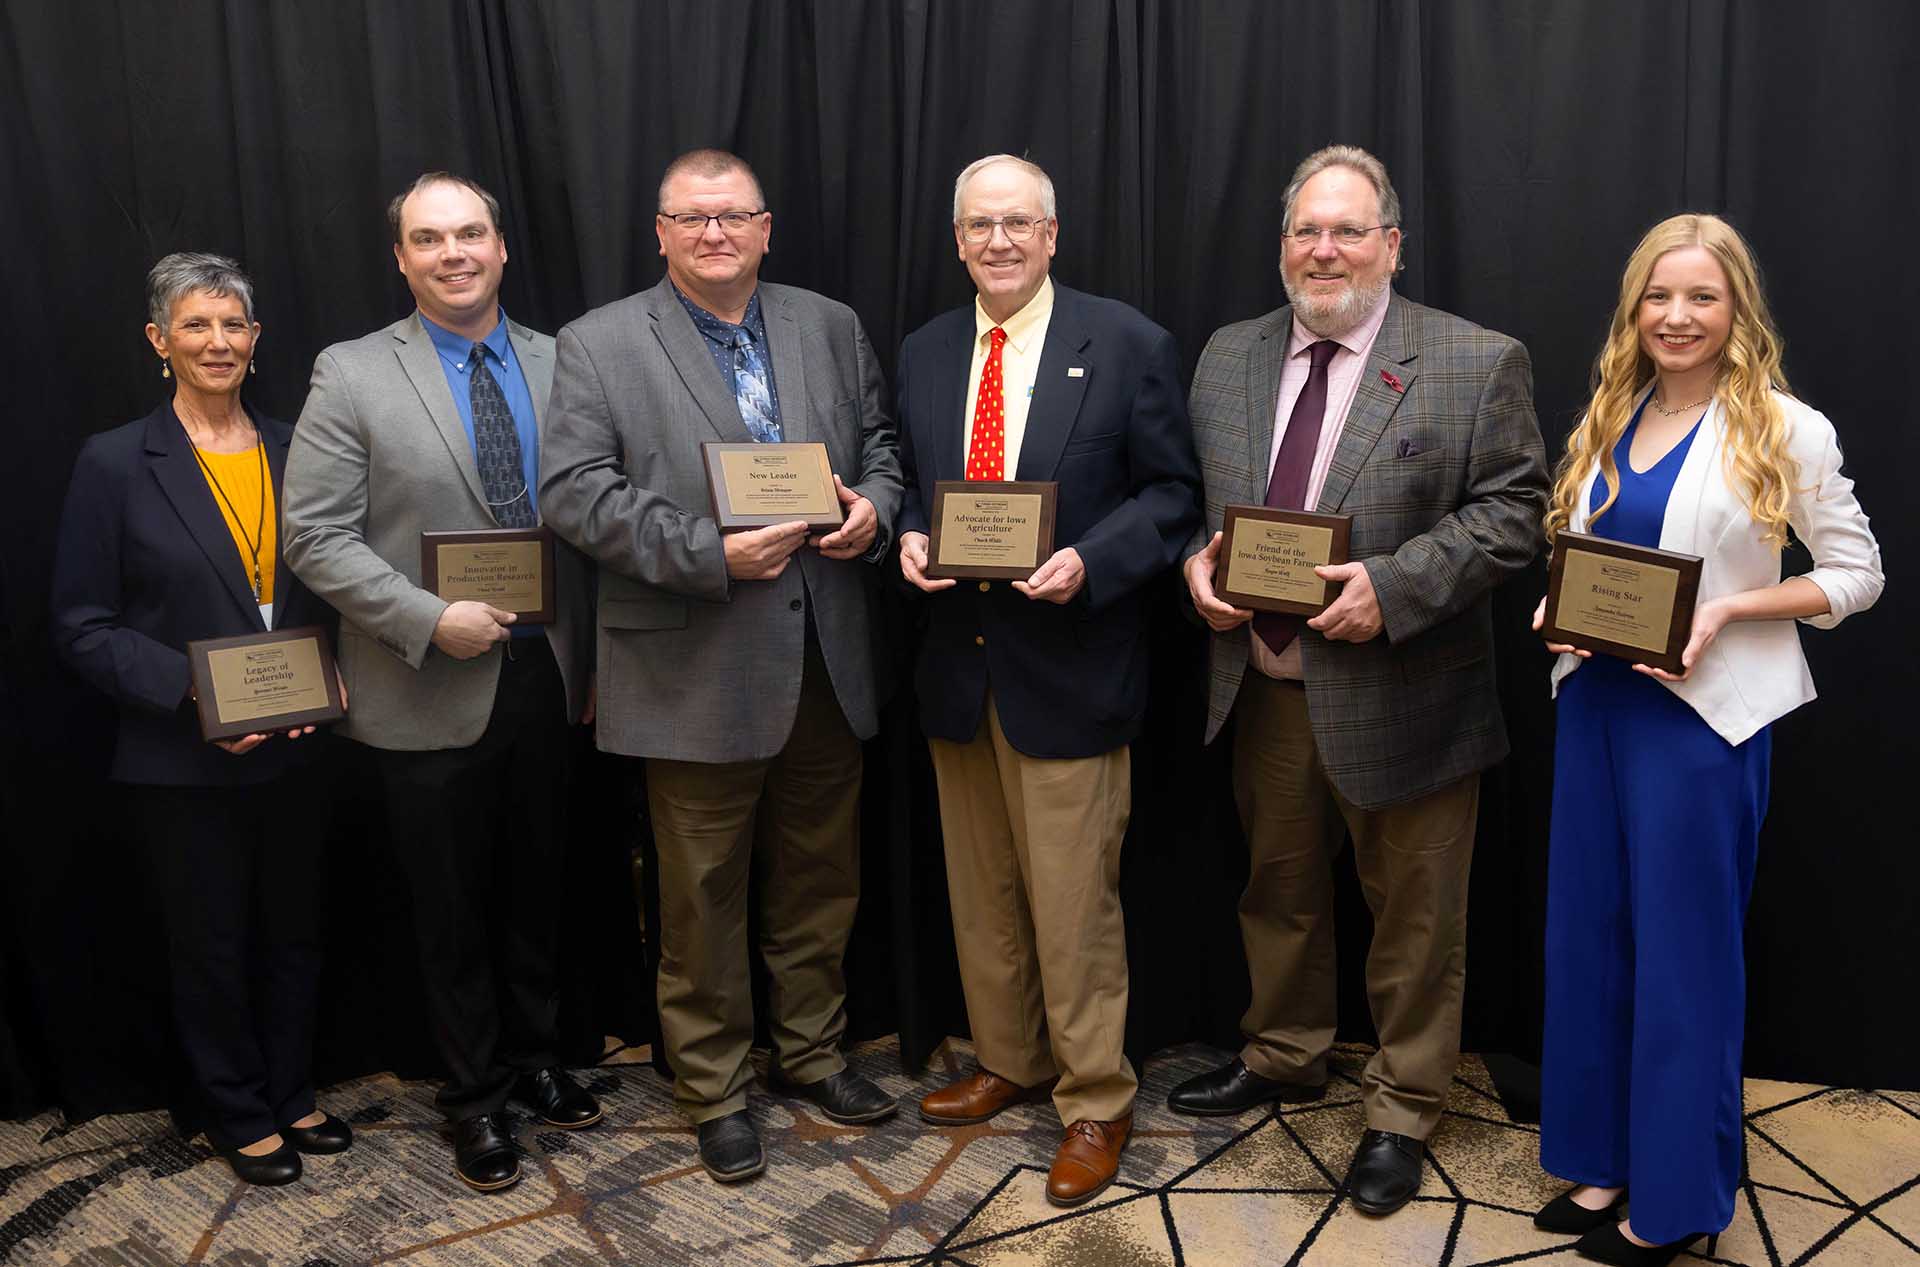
[420,309,544,637]
[672,285,784,433]
[420,308,542,520]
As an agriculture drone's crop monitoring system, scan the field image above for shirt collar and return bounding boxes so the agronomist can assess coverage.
[420,308,512,368]
[974,276,1055,353]
[674,283,765,344]
[1289,284,1392,360]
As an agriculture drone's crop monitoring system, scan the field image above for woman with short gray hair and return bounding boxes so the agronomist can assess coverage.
[50,252,349,1185]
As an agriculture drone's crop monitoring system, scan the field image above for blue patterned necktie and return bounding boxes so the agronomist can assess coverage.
[732,328,782,443]
[470,344,534,527]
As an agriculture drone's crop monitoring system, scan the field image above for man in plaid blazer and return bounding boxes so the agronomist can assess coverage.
[1170,145,1547,1216]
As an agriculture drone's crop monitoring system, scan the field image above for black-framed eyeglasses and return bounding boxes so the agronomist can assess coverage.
[659,210,768,233]
[1287,224,1394,247]
[957,214,1049,243]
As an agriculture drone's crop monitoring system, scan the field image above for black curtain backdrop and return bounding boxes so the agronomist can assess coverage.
[3,1,1915,1123]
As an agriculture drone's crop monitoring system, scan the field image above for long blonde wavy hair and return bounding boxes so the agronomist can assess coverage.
[1545,214,1799,547]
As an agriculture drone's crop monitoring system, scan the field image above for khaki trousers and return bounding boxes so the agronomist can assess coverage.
[1232,672,1479,1139]
[646,639,862,1123]
[927,693,1137,1125]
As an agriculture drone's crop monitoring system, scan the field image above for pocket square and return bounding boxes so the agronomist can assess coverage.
[1396,437,1425,458]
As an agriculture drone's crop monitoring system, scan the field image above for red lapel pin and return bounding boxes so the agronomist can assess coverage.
[1380,369,1404,393]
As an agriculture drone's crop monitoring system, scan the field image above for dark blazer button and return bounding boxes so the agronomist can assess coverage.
[789,599,803,611]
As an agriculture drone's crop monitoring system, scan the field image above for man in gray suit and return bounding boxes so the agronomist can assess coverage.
[1170,145,1547,1216]
[283,172,601,1194]
[539,149,904,1183]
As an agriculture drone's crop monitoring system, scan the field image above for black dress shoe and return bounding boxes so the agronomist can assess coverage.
[1535,1185,1626,1234]
[1574,1222,1716,1265]
[514,1066,603,1129]
[282,1113,354,1155]
[1166,1058,1327,1116]
[697,1110,765,1182]
[217,1138,302,1186]
[768,1068,898,1124]
[1344,1128,1425,1215]
[451,1113,521,1191]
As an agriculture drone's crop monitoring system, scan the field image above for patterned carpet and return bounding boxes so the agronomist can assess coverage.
[2,1038,1916,1265]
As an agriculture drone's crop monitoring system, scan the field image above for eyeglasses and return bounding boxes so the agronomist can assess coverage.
[1287,224,1394,247]
[957,214,1048,243]
[659,210,767,233]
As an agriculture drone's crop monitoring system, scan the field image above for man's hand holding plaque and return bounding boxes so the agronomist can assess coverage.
[1538,531,1704,676]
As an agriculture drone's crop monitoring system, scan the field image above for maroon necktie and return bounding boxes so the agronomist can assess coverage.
[1253,339,1338,655]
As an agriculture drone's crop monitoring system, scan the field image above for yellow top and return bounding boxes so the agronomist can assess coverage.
[194,445,276,604]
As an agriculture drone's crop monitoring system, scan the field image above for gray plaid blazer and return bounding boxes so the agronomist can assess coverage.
[1186,293,1547,809]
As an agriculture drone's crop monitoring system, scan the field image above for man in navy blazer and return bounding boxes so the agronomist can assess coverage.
[897,154,1201,1207]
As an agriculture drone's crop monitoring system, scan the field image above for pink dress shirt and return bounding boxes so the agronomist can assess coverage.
[1249,286,1393,680]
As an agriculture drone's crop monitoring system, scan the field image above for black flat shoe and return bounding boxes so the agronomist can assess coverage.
[283,1113,354,1155]
[1344,1128,1425,1215]
[1535,1185,1626,1234]
[451,1113,521,1191]
[218,1139,302,1186]
[514,1066,603,1129]
[1574,1222,1716,1265]
[767,1068,898,1124]
[697,1109,765,1182]
[1166,1057,1327,1116]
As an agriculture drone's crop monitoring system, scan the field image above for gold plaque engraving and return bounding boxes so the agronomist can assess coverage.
[1216,506,1353,616]
[702,442,845,531]
[926,481,1058,579]
[1223,519,1336,605]
[188,626,346,741]
[205,639,329,725]
[434,539,544,611]
[1553,549,1679,653]
[1541,532,1703,674]
[937,493,1045,569]
[420,527,556,623]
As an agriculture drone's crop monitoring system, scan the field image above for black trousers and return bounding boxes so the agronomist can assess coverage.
[130,768,325,1148]
[379,636,572,1121]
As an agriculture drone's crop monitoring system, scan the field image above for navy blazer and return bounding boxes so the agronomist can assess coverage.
[897,284,1202,759]
[51,402,333,786]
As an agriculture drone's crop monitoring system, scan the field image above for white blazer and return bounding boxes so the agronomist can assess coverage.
[1551,387,1884,745]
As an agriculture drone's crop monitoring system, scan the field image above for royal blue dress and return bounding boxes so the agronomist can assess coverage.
[1540,402,1770,1242]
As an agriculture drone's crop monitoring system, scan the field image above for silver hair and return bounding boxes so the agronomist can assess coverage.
[951,154,1057,222]
[1280,144,1403,233]
[146,252,256,331]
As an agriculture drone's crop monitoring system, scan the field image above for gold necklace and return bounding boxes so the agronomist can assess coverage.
[1650,392,1711,417]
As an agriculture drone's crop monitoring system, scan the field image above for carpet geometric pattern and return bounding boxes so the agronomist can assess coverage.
[2,1038,1915,1265]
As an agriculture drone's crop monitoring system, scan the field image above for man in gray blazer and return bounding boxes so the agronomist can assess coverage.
[283,172,601,1194]
[539,149,904,1183]
[1170,146,1547,1216]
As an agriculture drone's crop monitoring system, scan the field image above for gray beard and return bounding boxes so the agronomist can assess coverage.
[1282,270,1391,338]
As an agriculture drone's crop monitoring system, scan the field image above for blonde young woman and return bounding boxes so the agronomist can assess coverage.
[1528,215,1882,1264]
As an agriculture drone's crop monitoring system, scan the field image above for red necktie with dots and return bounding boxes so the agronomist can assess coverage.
[965,326,1009,480]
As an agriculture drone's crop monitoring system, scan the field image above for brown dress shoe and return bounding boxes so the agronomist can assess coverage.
[1046,1114,1132,1206]
[919,1070,1054,1125]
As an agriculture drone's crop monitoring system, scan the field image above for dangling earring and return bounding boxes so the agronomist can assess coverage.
[161,358,171,379]
[248,360,257,376]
